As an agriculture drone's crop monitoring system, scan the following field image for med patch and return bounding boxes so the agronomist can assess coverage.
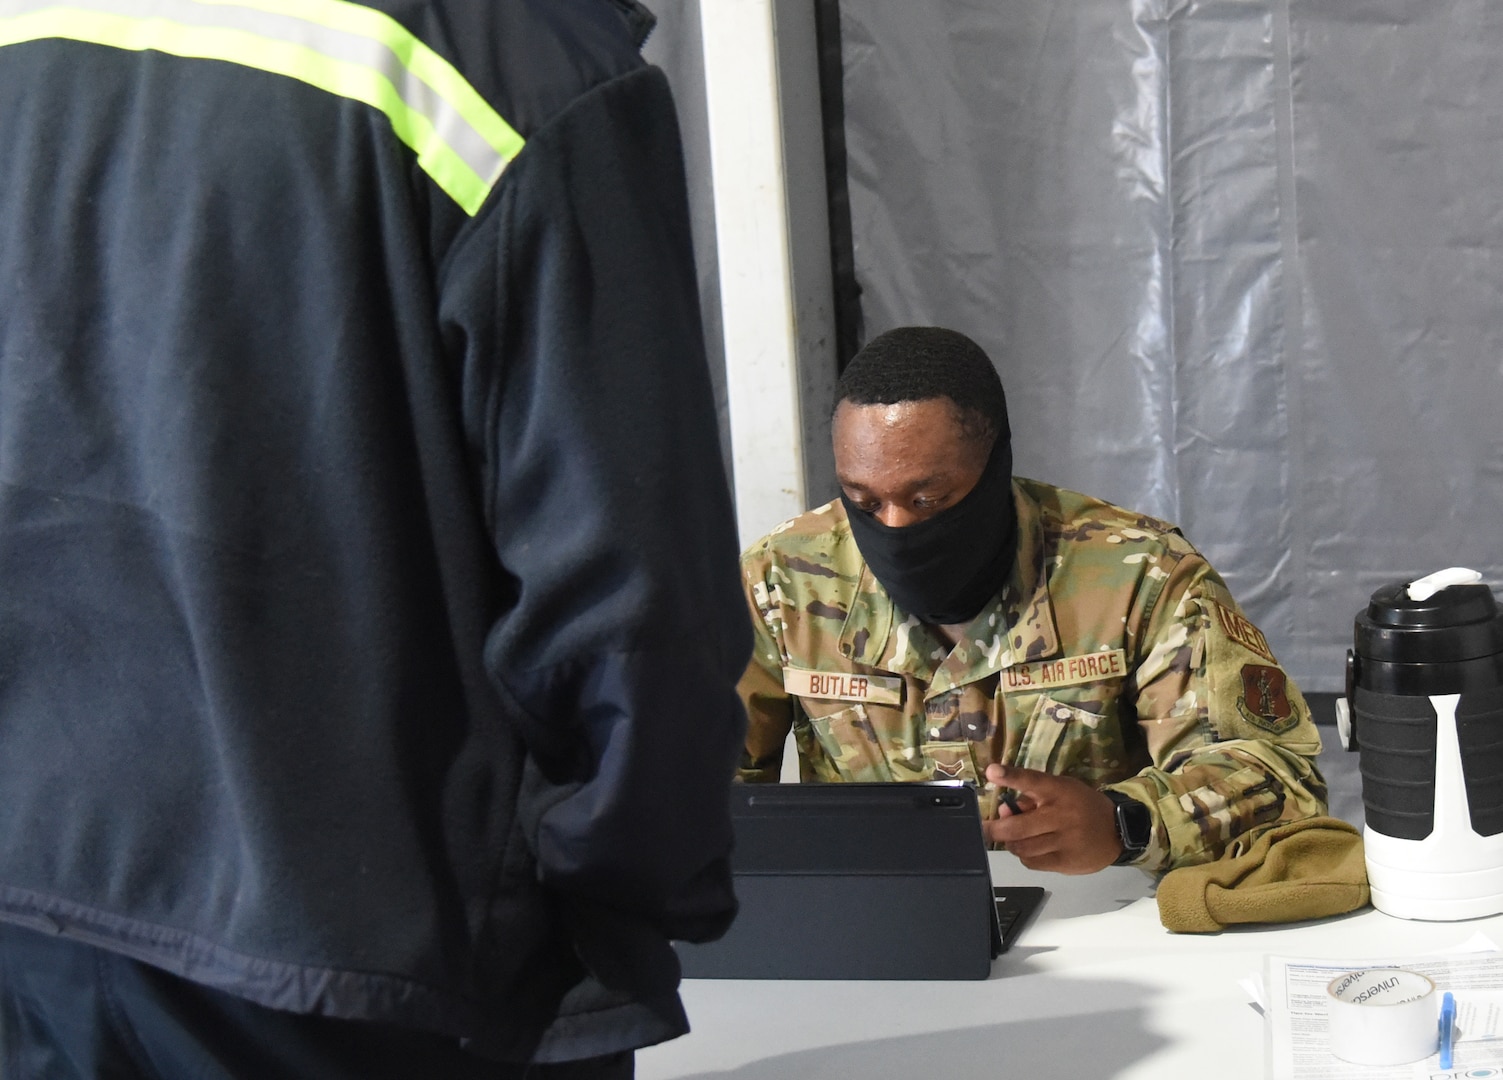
[1213,602,1276,663]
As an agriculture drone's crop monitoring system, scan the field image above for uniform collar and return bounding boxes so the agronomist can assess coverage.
[995,479,1062,666]
[837,482,1061,694]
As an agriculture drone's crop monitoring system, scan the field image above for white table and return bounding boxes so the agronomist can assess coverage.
[639,853,1503,1079]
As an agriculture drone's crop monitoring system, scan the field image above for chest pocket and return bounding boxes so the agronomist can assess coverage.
[795,697,927,783]
[1013,691,1134,787]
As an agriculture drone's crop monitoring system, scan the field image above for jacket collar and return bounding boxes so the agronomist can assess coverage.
[836,481,1060,694]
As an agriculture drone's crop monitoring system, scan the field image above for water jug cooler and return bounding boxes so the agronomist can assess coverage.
[1337,567,1503,920]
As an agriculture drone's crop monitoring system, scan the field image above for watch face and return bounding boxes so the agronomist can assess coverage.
[1113,794,1151,851]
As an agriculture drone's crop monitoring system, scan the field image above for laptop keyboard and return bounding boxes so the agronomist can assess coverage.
[992,886,1045,953]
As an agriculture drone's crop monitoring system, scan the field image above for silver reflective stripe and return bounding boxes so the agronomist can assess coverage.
[0,0,524,214]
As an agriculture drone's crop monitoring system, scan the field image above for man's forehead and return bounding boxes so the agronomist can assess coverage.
[833,398,974,453]
[832,399,982,483]
[833,397,964,435]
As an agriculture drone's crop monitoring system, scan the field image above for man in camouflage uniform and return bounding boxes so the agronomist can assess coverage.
[738,327,1327,874]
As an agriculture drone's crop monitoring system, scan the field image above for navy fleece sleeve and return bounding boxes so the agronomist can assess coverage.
[440,64,749,952]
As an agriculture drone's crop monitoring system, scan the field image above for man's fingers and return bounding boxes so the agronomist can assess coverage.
[996,831,1057,861]
[1012,849,1094,875]
[985,809,1054,846]
[986,763,1060,798]
[983,766,1124,874]
[987,788,1035,817]
[988,822,1110,875]
[992,827,1076,871]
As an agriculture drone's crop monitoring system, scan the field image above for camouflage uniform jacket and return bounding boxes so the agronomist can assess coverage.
[738,477,1328,872]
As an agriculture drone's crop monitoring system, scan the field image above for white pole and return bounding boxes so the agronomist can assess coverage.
[701,0,807,549]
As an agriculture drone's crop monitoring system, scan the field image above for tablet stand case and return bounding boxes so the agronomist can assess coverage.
[676,782,1004,980]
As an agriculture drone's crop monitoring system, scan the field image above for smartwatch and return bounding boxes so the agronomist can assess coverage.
[1103,789,1152,865]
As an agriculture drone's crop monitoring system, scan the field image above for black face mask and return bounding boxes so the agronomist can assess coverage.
[842,437,1017,626]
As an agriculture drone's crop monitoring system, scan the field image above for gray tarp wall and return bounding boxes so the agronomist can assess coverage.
[841,0,1503,693]
[654,1,1503,693]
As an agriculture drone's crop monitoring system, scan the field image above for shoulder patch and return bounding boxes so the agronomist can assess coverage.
[1213,602,1276,663]
[1237,664,1297,734]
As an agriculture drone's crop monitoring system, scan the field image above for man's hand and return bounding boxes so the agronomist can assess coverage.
[983,764,1122,875]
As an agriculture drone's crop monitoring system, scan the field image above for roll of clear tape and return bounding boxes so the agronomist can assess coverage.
[1326,969,1439,1065]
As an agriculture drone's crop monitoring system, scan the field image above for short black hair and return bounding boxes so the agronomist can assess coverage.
[835,326,1009,447]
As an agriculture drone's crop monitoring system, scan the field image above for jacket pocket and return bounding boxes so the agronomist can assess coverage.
[1015,693,1129,786]
[802,702,896,782]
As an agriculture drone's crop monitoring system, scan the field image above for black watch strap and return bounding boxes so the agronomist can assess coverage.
[1103,789,1152,866]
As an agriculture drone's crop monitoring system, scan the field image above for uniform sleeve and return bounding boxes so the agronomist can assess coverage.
[1104,555,1329,872]
[736,549,797,783]
[438,65,749,970]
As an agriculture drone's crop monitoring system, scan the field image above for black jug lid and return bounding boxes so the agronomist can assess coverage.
[1355,579,1502,664]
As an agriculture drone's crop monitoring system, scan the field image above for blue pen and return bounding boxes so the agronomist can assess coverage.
[1440,991,1456,1070]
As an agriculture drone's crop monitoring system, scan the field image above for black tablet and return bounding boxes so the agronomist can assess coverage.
[676,782,1043,980]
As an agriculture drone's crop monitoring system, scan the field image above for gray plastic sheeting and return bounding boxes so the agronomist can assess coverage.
[838,0,1503,691]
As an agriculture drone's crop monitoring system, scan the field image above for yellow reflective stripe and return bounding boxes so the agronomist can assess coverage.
[198,0,525,171]
[0,0,524,215]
